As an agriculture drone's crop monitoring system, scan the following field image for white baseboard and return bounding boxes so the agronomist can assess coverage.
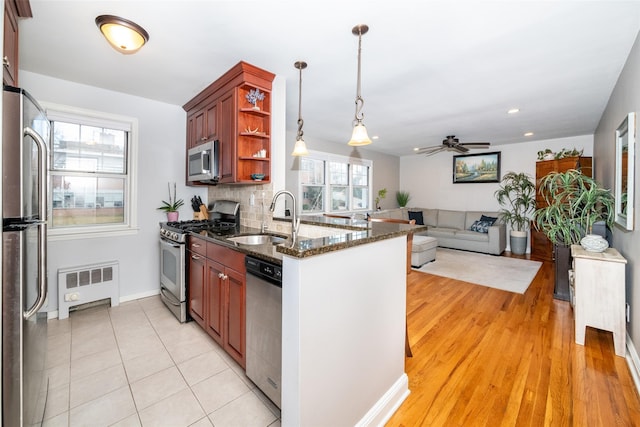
[355,373,410,427]
[626,333,640,394]
[119,289,160,303]
[48,289,161,320]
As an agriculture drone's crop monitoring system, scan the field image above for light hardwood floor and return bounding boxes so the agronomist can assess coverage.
[387,255,640,426]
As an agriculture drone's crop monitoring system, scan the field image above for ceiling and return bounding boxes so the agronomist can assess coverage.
[18,1,640,157]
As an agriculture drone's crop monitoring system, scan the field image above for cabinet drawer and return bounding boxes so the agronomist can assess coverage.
[188,236,207,256]
[207,242,246,272]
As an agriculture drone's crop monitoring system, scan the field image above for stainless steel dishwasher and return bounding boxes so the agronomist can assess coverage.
[245,256,282,408]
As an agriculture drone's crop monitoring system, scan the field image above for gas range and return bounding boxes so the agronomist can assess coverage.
[160,219,238,243]
[159,199,241,244]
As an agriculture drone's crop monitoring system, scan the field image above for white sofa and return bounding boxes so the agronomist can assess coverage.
[370,207,507,256]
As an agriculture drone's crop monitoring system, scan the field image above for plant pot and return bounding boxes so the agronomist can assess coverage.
[510,230,528,255]
[167,211,179,222]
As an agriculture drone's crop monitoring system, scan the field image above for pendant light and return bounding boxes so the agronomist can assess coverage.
[95,15,149,54]
[348,24,372,146]
[291,61,310,156]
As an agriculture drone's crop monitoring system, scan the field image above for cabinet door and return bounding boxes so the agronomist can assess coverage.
[206,260,225,345]
[205,102,218,141]
[187,251,206,328]
[187,110,206,148]
[3,0,18,86]
[218,89,236,183]
[224,267,246,368]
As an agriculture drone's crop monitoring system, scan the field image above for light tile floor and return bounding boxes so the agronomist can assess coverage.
[42,296,281,427]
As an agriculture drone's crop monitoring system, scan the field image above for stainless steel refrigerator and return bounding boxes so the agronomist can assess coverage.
[2,86,50,426]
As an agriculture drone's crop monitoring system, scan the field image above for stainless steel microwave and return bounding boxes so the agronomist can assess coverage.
[187,140,219,184]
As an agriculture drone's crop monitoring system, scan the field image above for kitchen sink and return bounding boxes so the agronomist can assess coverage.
[226,234,287,245]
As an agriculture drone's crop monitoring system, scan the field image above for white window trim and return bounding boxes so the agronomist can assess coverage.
[43,102,139,241]
[298,150,373,215]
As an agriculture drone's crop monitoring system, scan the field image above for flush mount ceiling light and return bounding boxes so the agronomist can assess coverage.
[292,61,310,157]
[348,24,372,146]
[95,15,149,54]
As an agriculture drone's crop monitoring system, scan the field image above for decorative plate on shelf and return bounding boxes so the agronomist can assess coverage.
[251,173,265,181]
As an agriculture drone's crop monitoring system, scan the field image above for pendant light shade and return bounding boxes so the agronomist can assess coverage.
[95,15,149,54]
[348,24,372,146]
[292,61,310,156]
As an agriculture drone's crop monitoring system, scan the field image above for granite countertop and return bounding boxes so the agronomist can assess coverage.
[191,216,426,265]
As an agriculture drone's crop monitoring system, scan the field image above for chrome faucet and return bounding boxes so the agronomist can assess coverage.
[270,190,299,242]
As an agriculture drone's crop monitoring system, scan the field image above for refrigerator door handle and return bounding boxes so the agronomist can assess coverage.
[23,125,49,320]
[24,222,47,319]
[24,126,48,220]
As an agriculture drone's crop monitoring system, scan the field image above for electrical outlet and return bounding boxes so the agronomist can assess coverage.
[626,303,630,323]
[250,193,255,206]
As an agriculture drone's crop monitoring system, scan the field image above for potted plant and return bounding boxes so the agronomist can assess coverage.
[157,182,184,221]
[494,171,537,255]
[375,188,387,210]
[537,148,555,161]
[533,169,615,299]
[396,190,411,208]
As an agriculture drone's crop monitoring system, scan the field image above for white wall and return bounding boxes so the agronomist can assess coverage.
[593,30,640,361]
[20,71,207,311]
[399,134,594,211]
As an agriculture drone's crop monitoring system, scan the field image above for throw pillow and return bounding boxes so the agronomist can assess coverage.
[408,211,424,225]
[480,215,498,225]
[469,220,492,233]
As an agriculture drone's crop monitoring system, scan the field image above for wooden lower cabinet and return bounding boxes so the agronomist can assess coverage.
[188,236,246,368]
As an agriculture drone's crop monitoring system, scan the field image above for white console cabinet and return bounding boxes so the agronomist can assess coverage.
[571,245,627,357]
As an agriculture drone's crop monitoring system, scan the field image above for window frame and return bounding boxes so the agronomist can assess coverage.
[298,150,373,215]
[43,102,139,240]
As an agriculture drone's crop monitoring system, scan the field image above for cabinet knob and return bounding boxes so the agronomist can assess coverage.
[192,243,201,248]
[3,56,9,67]
[218,272,225,279]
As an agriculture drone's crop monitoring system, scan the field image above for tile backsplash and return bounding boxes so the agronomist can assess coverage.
[207,183,275,230]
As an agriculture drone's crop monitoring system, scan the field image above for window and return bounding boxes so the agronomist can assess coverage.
[299,151,372,214]
[45,103,138,239]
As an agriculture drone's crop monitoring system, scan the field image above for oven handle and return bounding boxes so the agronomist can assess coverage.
[160,237,182,248]
[160,287,181,306]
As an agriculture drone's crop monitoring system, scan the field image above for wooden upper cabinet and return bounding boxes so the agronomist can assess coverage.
[3,0,31,86]
[183,61,275,185]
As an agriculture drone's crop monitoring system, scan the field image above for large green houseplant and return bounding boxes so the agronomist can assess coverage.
[494,171,537,255]
[533,169,615,300]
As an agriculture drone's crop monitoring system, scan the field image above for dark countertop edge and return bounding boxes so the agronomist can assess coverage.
[190,222,427,264]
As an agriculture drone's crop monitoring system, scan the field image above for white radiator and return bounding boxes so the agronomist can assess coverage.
[57,261,120,319]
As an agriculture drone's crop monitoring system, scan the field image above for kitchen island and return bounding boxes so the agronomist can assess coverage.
[194,218,423,426]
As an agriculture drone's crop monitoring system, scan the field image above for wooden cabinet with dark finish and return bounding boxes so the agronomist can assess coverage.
[183,61,275,185]
[532,156,592,261]
[187,235,246,368]
[3,0,31,86]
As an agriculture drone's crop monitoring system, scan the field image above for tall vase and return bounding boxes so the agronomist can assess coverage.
[167,211,179,222]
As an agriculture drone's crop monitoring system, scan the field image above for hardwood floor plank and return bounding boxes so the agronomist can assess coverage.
[388,256,640,426]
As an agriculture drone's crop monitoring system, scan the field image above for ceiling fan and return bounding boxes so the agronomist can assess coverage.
[415,135,491,156]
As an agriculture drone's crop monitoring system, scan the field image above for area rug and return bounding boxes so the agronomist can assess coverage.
[414,248,542,294]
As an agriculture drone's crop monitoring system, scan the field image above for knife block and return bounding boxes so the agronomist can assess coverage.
[193,212,206,220]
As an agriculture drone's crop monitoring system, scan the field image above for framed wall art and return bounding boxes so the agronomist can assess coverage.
[453,151,501,183]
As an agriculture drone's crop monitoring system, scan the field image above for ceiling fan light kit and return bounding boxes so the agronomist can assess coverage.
[348,24,372,147]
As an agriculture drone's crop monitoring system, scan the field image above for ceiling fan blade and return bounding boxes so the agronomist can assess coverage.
[451,145,469,153]
[414,146,443,154]
[460,142,490,147]
[423,147,447,156]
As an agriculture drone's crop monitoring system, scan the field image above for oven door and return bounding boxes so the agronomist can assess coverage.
[159,237,185,301]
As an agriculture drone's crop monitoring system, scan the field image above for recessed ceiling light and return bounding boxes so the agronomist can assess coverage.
[372,135,379,140]
[507,108,520,114]
[524,132,534,137]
